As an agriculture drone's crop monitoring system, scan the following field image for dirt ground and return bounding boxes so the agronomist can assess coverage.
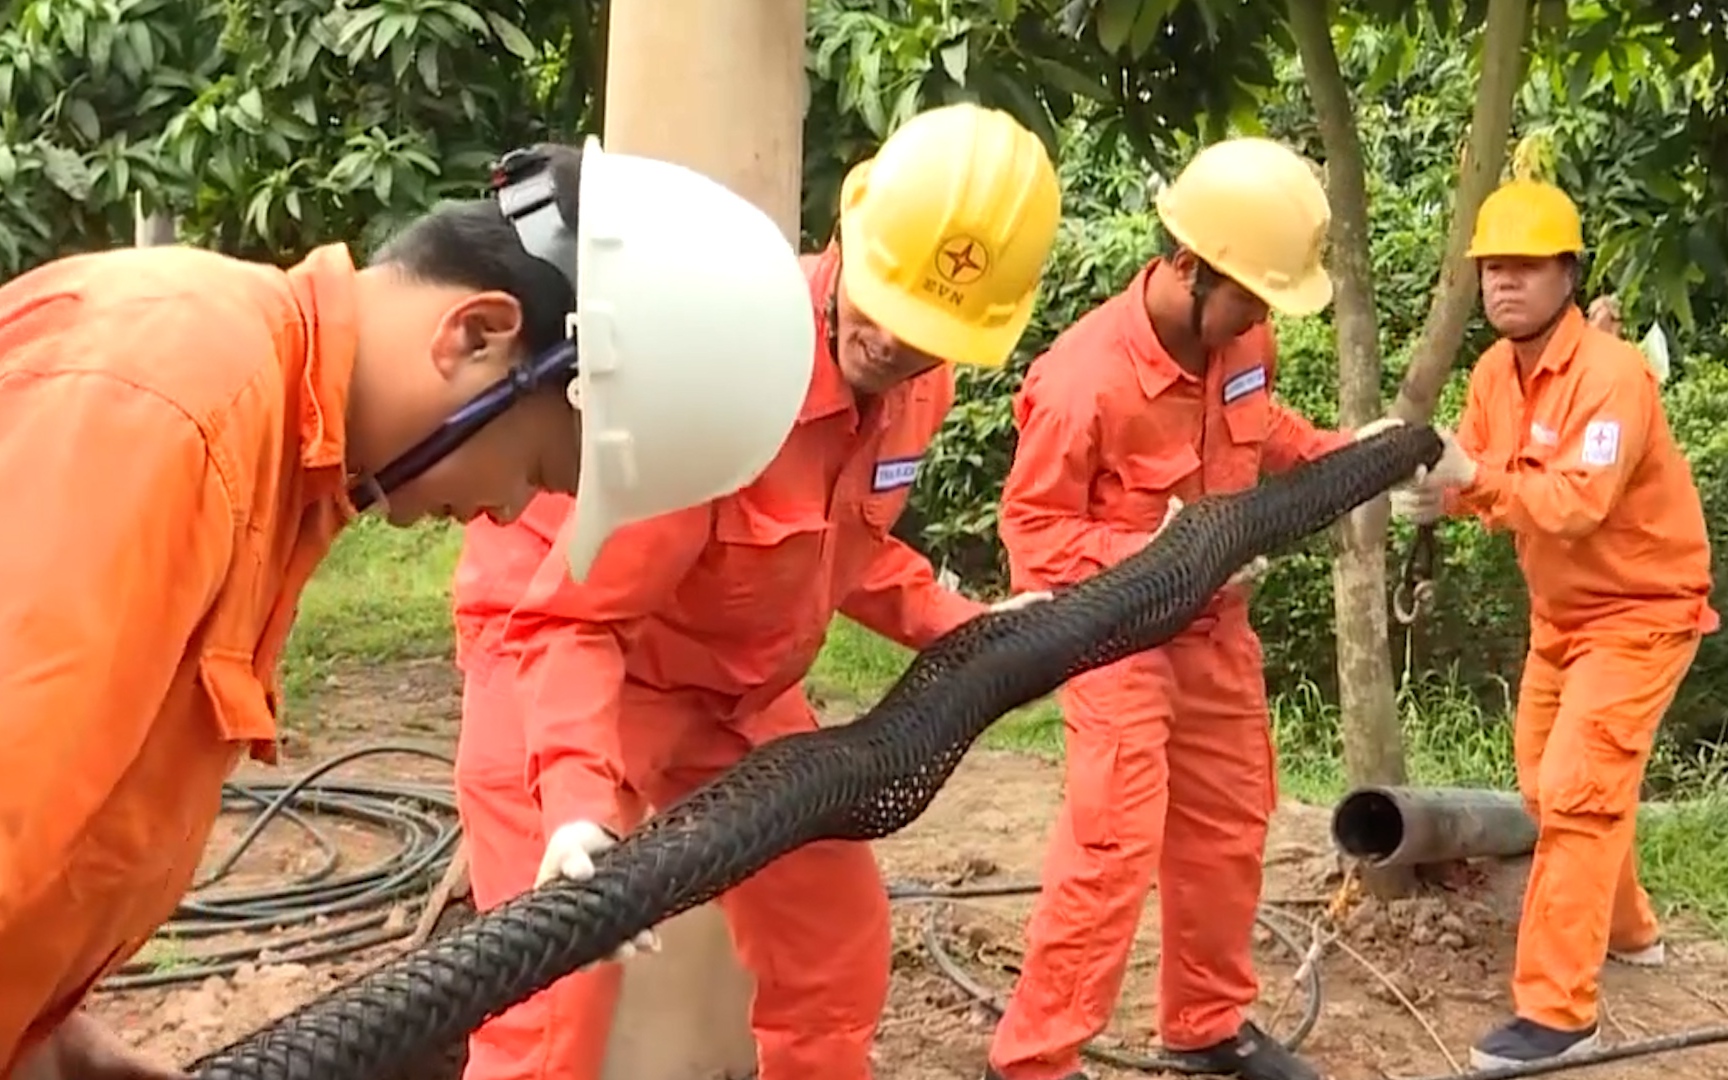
[90,658,1728,1079]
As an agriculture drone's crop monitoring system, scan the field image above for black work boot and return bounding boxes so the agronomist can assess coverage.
[1470,1018,1600,1069]
[1164,1021,1321,1080]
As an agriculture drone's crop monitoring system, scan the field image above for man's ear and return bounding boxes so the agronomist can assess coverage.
[1168,247,1199,289]
[430,291,525,380]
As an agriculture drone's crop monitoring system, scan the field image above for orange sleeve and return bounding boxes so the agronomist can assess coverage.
[1459,361,1652,538]
[508,506,713,834]
[837,539,986,650]
[1265,403,1351,473]
[998,371,1153,591]
[0,372,234,1046]
[1442,365,1496,519]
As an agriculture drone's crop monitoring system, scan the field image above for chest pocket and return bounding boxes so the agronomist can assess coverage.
[709,494,831,628]
[860,456,922,535]
[1216,378,1271,490]
[1114,446,1202,529]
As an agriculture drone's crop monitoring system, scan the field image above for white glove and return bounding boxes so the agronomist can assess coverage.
[1428,427,1478,487]
[1155,496,1183,536]
[1390,485,1445,525]
[536,820,662,961]
[990,591,1052,613]
[1352,416,1406,442]
[1227,555,1272,588]
[1588,294,1623,337]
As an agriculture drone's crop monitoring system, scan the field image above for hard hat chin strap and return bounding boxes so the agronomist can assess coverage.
[1188,257,1220,341]
[349,340,578,512]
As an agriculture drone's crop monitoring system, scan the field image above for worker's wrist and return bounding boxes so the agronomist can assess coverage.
[1454,462,1496,508]
[537,762,627,839]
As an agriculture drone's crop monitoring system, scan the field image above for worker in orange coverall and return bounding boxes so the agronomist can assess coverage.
[450,103,1063,1080]
[1387,178,1716,1071]
[984,137,1405,1080]
[0,139,824,1080]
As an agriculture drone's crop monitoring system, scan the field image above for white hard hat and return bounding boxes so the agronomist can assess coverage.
[563,136,816,580]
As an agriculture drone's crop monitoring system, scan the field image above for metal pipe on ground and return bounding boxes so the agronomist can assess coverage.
[1331,786,1537,868]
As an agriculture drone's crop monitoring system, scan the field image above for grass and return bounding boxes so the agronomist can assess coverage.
[284,517,1728,935]
[280,517,464,705]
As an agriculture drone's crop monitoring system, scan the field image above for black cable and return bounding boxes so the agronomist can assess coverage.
[101,744,460,991]
[101,738,1728,1078]
[886,880,1322,1074]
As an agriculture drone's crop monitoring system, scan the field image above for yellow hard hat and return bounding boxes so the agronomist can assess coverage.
[1154,137,1334,317]
[837,103,1061,368]
[1466,179,1584,259]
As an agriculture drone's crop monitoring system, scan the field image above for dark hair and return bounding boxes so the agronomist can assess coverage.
[371,142,585,358]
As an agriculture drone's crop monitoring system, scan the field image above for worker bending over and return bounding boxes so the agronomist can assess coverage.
[985,137,1398,1080]
[1389,179,1716,1070]
[0,139,819,1080]
[450,103,1062,1080]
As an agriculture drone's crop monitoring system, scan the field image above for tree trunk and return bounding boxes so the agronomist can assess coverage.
[1286,0,1413,895]
[1395,0,1533,420]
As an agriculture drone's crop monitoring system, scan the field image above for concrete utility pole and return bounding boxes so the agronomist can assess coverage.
[596,3,809,1077]
[601,0,807,242]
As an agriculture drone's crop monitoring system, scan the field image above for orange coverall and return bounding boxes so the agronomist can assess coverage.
[0,244,361,1072]
[1450,305,1715,1032]
[989,259,1349,1079]
[450,247,984,1080]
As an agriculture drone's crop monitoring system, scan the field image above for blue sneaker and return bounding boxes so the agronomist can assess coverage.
[1470,1018,1600,1069]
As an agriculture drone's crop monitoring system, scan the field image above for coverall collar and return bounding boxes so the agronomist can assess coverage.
[801,244,856,423]
[1522,303,1587,377]
[285,243,361,513]
[1116,257,1189,402]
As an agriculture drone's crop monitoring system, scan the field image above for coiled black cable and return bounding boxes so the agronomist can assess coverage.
[103,745,460,991]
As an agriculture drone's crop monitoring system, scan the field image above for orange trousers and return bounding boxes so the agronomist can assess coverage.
[1510,622,1699,1031]
[989,612,1276,1080]
[453,651,892,1080]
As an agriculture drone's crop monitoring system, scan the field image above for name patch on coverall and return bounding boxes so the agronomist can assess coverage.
[872,457,923,491]
[1222,366,1268,404]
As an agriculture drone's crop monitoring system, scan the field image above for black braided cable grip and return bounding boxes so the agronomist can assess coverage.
[190,425,1443,1080]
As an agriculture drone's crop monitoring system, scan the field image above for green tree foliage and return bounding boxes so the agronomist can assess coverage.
[1,0,1723,748]
[0,0,606,271]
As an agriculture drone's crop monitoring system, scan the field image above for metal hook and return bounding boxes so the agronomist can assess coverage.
[1393,523,1439,626]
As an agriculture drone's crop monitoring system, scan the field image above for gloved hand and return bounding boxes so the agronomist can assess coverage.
[1588,294,1623,337]
[1227,555,1273,588]
[1390,485,1445,525]
[1427,427,1478,487]
[1155,496,1184,535]
[536,820,661,961]
[1352,416,1406,442]
[990,591,1052,613]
